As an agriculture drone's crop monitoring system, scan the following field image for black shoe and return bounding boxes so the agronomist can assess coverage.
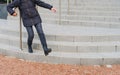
[29,50,33,53]
[28,47,33,53]
[44,48,52,56]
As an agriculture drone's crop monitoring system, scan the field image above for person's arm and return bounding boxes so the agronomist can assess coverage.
[35,0,56,13]
[7,0,20,16]
[35,0,53,10]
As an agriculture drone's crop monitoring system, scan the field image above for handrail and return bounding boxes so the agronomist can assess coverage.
[19,14,23,50]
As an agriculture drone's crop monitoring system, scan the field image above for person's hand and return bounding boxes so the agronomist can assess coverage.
[51,8,57,13]
[12,12,17,16]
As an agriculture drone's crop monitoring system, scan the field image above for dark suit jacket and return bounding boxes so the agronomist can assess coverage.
[7,0,53,27]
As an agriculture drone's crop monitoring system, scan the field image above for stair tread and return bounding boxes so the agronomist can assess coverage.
[1,33,120,46]
[0,42,120,58]
[0,19,120,36]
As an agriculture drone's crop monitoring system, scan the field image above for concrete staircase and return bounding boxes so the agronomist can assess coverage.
[1,0,120,65]
[38,0,120,28]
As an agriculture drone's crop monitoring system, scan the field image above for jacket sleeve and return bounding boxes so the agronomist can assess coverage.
[35,0,53,10]
[7,0,20,15]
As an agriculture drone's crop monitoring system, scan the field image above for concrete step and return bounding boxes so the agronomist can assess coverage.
[8,11,120,20]
[1,28,120,42]
[8,6,120,18]
[52,2,120,6]
[45,0,119,5]
[38,5,120,12]
[0,43,120,65]
[38,6,120,12]
[1,19,120,42]
[7,13,120,25]
[52,4,120,8]
[40,14,120,23]
[24,40,120,53]
[1,33,120,53]
[62,7,120,11]
[1,26,120,42]
[52,3,120,8]
[1,19,120,41]
[46,0,120,5]
[42,18,120,28]
[43,0,119,3]
[6,2,120,29]
[7,14,120,28]
[8,12,120,23]
[38,10,120,16]
[0,20,119,53]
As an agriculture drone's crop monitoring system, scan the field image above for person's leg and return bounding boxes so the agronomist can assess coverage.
[25,26,34,53]
[35,23,52,56]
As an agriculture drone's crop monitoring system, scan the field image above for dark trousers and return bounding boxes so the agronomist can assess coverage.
[25,23,48,50]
